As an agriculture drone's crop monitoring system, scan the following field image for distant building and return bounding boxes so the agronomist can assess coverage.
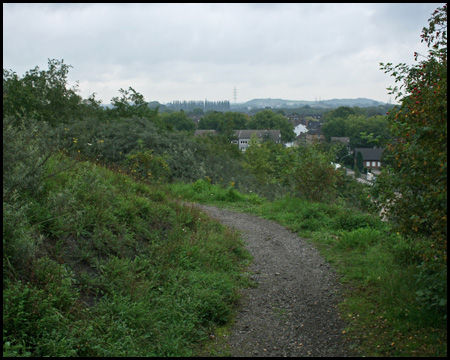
[353,148,384,170]
[232,129,282,151]
[296,129,325,146]
[306,121,324,130]
[294,124,308,136]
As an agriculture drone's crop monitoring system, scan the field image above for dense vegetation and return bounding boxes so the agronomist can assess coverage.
[3,5,446,357]
[376,3,447,318]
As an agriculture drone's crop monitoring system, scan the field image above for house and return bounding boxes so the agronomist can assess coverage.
[353,147,384,170]
[296,128,325,146]
[307,121,324,131]
[294,123,308,137]
[232,129,282,151]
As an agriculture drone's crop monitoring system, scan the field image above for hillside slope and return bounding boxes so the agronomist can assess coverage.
[3,154,251,356]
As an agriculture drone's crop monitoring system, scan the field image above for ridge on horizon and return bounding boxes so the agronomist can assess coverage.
[104,97,393,109]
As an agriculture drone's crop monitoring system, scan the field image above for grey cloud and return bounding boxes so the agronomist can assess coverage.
[3,3,444,104]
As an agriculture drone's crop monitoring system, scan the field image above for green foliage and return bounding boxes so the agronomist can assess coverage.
[284,145,343,203]
[4,46,446,356]
[247,109,296,142]
[3,116,70,275]
[55,116,258,190]
[415,262,447,316]
[160,110,195,132]
[335,227,383,251]
[197,111,224,130]
[125,145,171,184]
[356,151,364,172]
[197,111,249,134]
[321,113,391,148]
[3,117,51,198]
[108,87,160,123]
[376,4,447,267]
[243,134,285,185]
[3,151,252,356]
[322,106,356,122]
[3,59,88,125]
[3,280,78,357]
[168,179,262,205]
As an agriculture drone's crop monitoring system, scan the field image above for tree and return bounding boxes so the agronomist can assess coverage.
[3,59,84,125]
[247,109,296,142]
[109,87,154,119]
[284,144,343,203]
[161,111,195,132]
[356,151,364,172]
[321,118,348,140]
[197,111,224,130]
[243,133,275,185]
[243,134,287,185]
[322,106,355,122]
[376,5,446,277]
[321,113,390,147]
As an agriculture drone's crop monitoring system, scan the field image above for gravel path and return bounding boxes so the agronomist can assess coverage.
[194,204,350,357]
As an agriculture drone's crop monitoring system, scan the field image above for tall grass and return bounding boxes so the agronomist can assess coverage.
[3,154,252,356]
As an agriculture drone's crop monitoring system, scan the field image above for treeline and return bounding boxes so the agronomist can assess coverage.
[197,109,296,142]
[166,99,230,112]
[320,106,391,149]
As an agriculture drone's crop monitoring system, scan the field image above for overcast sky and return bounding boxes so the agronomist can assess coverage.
[3,3,444,105]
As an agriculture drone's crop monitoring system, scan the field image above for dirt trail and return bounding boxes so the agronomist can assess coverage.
[194,204,350,357]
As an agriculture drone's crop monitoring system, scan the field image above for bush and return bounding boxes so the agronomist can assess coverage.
[335,227,383,251]
[376,4,447,273]
[3,278,78,357]
[125,146,171,184]
[285,145,343,203]
[331,210,378,231]
[415,263,447,318]
[3,198,42,279]
[3,117,56,199]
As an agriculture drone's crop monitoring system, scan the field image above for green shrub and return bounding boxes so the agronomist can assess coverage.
[125,146,171,184]
[3,280,78,357]
[387,233,423,266]
[193,178,212,193]
[284,145,343,203]
[335,227,383,251]
[415,263,447,318]
[332,210,377,231]
[3,198,42,276]
[3,117,56,199]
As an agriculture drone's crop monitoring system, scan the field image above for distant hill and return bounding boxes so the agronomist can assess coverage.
[233,97,388,109]
[103,98,389,111]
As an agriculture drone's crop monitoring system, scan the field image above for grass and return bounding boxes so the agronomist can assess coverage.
[166,178,263,207]
[166,182,447,357]
[3,154,253,357]
[4,150,446,357]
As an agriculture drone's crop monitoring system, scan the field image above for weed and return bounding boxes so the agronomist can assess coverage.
[3,154,252,356]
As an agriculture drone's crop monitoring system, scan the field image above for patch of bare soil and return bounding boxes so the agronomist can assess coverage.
[194,204,351,357]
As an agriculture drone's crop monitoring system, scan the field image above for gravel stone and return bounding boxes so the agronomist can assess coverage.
[195,204,351,357]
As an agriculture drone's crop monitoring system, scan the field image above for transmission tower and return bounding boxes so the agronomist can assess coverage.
[233,85,237,104]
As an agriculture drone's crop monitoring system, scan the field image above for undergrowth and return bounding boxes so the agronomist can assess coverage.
[3,154,252,356]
